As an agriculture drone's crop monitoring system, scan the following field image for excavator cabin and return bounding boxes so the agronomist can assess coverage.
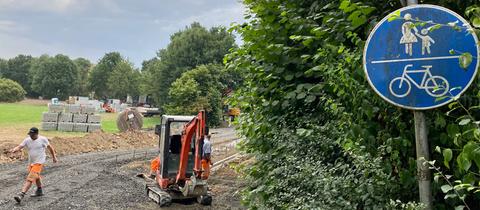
[147,110,211,206]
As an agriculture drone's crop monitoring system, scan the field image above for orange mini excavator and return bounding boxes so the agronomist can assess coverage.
[142,110,212,207]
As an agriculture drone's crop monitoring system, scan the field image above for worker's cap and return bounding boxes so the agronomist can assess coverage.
[28,127,39,134]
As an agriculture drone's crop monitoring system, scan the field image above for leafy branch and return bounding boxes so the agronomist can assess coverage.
[426,159,472,210]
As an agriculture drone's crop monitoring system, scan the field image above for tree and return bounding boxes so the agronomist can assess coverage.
[0,55,35,96]
[165,64,225,126]
[0,78,26,102]
[107,60,140,100]
[31,54,78,99]
[73,58,92,96]
[0,59,6,77]
[139,58,158,96]
[88,52,122,99]
[147,22,236,109]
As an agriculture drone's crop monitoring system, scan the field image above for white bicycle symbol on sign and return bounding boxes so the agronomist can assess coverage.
[389,64,449,98]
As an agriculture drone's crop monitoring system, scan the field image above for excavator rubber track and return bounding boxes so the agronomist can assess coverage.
[145,183,172,207]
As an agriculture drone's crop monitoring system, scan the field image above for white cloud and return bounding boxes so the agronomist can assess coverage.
[0,20,16,31]
[0,0,75,13]
[181,3,245,27]
[0,20,29,33]
[0,33,54,58]
[0,0,121,14]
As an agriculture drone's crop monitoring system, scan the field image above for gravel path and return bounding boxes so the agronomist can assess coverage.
[0,148,158,210]
[0,128,243,210]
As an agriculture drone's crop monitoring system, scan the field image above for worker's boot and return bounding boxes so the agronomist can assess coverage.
[14,192,25,203]
[31,187,44,197]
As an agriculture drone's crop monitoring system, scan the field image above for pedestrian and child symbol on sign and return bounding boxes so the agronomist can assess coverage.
[393,13,446,98]
[400,13,435,56]
[364,5,479,110]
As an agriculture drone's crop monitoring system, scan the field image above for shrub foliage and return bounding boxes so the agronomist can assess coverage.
[0,78,26,102]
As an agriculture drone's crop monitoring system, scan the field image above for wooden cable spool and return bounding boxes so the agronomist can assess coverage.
[116,108,144,132]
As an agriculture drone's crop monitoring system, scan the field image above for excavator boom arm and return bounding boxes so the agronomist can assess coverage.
[176,111,206,182]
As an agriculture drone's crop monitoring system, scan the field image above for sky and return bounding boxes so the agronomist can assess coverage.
[0,0,245,67]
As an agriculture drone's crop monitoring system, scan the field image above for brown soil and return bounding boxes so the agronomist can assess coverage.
[0,128,238,165]
[17,99,51,105]
[0,130,157,163]
[208,158,247,210]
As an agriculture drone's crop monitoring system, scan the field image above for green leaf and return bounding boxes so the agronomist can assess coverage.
[447,124,460,138]
[463,142,478,159]
[284,74,294,81]
[459,118,471,125]
[459,52,473,69]
[448,101,459,109]
[443,148,452,168]
[429,24,442,32]
[471,147,480,169]
[441,185,453,193]
[305,95,316,103]
[435,95,448,102]
[387,10,401,22]
[302,38,314,47]
[473,17,480,28]
[348,11,367,28]
[449,49,455,55]
[339,0,351,11]
[286,91,296,99]
[455,205,465,210]
[444,193,457,199]
[457,153,472,172]
[435,146,441,153]
[296,92,306,99]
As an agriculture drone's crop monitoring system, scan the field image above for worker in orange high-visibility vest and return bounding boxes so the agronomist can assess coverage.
[149,156,161,179]
[8,127,58,203]
[201,134,212,179]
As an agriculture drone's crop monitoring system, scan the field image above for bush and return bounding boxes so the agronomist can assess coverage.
[0,78,26,102]
[227,0,480,209]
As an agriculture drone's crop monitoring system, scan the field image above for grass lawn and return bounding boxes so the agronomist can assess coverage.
[0,102,160,143]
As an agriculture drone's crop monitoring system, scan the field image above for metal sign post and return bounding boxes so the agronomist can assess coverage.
[407,2,433,209]
[414,110,432,209]
[363,1,479,209]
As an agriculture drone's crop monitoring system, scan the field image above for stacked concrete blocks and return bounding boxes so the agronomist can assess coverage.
[73,114,88,123]
[81,106,96,115]
[41,111,59,131]
[74,123,88,132]
[48,103,64,113]
[41,103,101,132]
[58,122,74,132]
[88,123,101,132]
[42,112,59,122]
[87,115,101,123]
[41,122,57,131]
[59,113,73,122]
[65,104,81,114]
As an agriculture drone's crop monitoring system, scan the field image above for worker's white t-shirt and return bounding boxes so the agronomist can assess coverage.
[203,138,212,155]
[20,136,49,164]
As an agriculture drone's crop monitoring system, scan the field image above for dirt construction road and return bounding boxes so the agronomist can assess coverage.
[0,128,245,210]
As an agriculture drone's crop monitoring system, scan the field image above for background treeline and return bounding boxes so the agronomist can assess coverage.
[227,0,480,209]
[0,22,240,126]
[141,22,240,126]
[0,53,139,100]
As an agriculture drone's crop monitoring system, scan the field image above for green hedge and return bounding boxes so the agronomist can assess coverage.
[0,78,26,102]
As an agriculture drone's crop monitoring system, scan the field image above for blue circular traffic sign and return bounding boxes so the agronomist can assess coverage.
[364,4,479,110]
